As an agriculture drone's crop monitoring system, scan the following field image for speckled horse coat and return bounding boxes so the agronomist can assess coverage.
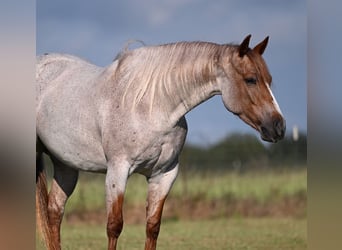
[36,35,285,250]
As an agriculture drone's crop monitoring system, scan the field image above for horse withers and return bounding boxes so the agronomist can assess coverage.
[36,35,285,250]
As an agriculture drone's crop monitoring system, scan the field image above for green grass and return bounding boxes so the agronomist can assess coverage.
[65,168,307,214]
[37,217,307,250]
[171,168,307,201]
[38,169,306,249]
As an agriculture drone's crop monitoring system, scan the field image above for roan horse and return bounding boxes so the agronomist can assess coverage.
[36,35,285,250]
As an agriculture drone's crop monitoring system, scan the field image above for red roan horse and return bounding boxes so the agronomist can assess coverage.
[36,35,285,250]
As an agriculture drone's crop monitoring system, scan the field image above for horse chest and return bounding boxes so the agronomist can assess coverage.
[130,119,187,177]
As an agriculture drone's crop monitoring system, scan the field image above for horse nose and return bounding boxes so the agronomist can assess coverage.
[273,117,286,139]
[260,116,286,142]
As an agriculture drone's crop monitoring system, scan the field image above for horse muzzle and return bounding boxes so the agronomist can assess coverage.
[260,116,286,143]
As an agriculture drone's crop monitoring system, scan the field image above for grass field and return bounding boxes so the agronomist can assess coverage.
[65,168,307,217]
[37,217,307,250]
[37,168,307,249]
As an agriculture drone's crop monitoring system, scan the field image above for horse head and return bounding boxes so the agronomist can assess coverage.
[218,35,285,142]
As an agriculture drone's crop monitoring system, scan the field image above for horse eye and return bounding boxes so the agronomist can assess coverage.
[244,77,257,85]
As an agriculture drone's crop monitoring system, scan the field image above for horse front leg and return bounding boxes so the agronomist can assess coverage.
[145,163,179,250]
[48,160,79,250]
[105,161,129,250]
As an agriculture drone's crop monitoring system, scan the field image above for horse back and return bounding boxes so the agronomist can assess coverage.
[36,53,102,105]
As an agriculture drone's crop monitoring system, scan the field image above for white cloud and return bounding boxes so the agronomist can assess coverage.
[126,0,198,27]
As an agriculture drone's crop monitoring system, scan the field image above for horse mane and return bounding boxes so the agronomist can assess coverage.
[113,39,146,61]
[114,41,237,115]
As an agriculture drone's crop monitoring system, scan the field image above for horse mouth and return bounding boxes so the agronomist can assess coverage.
[260,127,278,143]
[235,113,286,143]
[239,115,285,143]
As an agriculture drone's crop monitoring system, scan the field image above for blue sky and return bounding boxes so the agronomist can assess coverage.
[36,0,306,145]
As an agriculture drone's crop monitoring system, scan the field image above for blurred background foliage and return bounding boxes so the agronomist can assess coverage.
[180,132,307,172]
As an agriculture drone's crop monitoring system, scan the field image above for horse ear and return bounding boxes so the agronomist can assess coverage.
[253,36,269,55]
[239,34,252,57]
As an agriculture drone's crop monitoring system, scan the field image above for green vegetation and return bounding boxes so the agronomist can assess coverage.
[64,168,307,218]
[38,168,307,250]
[181,132,307,171]
[171,168,306,201]
[37,217,307,250]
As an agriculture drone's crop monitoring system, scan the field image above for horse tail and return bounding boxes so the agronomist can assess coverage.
[36,151,54,250]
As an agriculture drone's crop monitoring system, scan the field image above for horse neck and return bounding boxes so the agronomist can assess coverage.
[166,69,220,125]
[117,43,231,126]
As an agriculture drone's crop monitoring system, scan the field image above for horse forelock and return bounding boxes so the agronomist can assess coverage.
[114,41,230,114]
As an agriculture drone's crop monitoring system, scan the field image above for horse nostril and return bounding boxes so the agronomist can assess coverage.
[273,118,286,138]
[261,126,270,137]
[261,118,286,142]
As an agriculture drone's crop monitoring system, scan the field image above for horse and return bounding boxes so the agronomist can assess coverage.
[36,34,285,250]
